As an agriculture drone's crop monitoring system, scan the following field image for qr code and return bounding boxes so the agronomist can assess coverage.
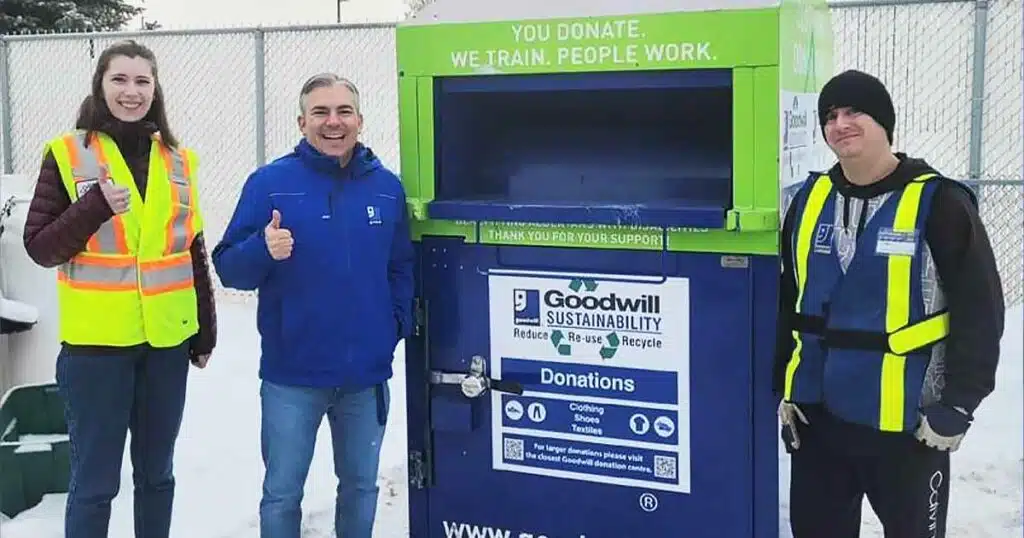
[504,438,525,461]
[653,455,677,479]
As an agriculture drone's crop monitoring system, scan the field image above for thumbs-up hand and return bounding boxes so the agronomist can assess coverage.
[98,170,131,215]
[264,209,293,260]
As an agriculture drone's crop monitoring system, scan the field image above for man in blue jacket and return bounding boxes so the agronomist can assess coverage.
[212,73,414,538]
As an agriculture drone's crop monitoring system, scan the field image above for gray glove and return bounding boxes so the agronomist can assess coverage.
[914,403,973,452]
[778,400,809,450]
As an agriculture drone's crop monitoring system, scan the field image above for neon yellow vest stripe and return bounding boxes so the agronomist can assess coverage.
[784,172,949,432]
[48,130,204,348]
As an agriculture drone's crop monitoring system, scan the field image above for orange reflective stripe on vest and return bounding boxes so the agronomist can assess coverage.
[158,144,196,256]
[58,135,196,296]
[63,132,131,255]
[57,252,193,296]
[57,253,137,292]
[139,253,194,296]
[50,129,203,348]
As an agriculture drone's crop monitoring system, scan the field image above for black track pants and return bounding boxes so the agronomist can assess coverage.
[787,405,951,538]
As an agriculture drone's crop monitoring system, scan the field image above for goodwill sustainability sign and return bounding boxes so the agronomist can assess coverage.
[487,269,691,493]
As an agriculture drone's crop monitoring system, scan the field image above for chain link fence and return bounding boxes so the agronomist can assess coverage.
[829,0,1023,308]
[0,0,1020,307]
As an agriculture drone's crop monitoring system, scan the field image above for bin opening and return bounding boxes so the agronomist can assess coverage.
[429,69,734,228]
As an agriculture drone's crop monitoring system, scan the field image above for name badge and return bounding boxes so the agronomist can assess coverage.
[875,227,918,257]
[75,179,98,198]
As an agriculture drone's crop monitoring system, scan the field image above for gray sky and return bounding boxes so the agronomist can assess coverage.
[127,0,408,29]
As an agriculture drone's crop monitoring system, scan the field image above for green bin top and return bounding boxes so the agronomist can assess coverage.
[395,0,838,257]
[401,0,783,26]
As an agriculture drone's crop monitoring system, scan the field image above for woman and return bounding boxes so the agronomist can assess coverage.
[22,40,216,538]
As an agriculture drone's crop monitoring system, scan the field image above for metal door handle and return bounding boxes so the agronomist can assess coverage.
[429,355,523,398]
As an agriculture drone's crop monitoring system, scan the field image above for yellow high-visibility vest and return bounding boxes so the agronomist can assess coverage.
[783,172,950,432]
[47,130,204,348]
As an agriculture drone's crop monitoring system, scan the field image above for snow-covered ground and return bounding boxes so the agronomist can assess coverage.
[1,300,1021,538]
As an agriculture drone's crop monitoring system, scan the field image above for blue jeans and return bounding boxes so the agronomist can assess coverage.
[55,342,190,538]
[258,380,389,538]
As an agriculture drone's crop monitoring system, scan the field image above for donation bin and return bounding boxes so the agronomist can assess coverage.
[396,0,835,536]
[0,382,70,519]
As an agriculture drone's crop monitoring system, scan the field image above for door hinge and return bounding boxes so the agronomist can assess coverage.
[409,450,426,489]
[413,297,425,336]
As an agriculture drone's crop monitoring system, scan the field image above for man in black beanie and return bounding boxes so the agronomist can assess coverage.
[772,69,1005,537]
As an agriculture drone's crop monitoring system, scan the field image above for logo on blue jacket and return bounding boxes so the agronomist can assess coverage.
[513,289,541,326]
[366,205,382,225]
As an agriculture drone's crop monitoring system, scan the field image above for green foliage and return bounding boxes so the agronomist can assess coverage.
[0,0,145,35]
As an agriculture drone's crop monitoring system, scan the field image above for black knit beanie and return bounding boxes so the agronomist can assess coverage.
[817,70,895,144]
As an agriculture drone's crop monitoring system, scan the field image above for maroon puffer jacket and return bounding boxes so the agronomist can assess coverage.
[22,120,217,358]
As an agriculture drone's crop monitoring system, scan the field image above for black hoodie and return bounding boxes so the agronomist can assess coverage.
[773,153,1005,416]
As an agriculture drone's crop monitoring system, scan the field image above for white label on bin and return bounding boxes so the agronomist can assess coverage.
[781,90,835,220]
[489,269,691,493]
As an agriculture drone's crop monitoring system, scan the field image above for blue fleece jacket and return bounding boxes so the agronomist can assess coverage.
[212,140,414,389]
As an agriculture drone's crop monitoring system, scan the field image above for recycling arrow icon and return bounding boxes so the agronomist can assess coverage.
[569,278,598,292]
[547,278,620,359]
[600,332,620,359]
[550,330,571,356]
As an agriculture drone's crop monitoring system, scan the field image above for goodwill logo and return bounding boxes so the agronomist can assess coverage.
[513,289,541,326]
[510,278,665,359]
[366,205,382,226]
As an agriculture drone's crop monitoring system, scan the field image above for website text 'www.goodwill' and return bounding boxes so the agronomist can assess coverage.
[443,521,588,538]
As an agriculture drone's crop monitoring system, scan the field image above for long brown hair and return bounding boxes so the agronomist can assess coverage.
[76,40,178,148]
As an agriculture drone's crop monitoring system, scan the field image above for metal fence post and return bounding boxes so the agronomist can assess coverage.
[967,0,990,180]
[254,28,267,168]
[0,38,13,175]
[826,0,970,6]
